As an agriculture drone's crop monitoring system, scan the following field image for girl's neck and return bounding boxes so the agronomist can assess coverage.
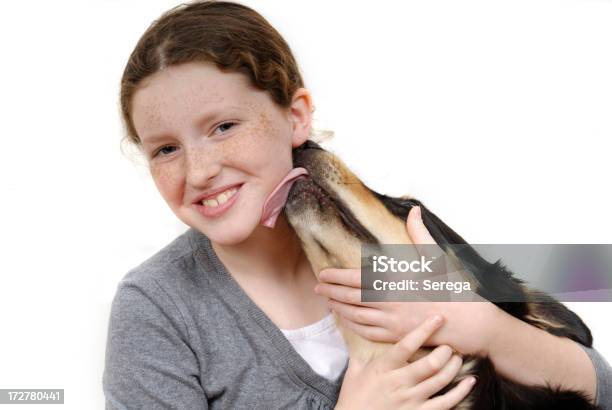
[211,212,308,282]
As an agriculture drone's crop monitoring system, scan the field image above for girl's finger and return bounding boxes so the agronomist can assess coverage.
[319,268,361,287]
[314,283,369,307]
[328,300,388,328]
[407,206,436,245]
[420,375,477,410]
[383,315,445,370]
[394,345,454,386]
[336,315,397,343]
[406,206,445,265]
[411,354,464,400]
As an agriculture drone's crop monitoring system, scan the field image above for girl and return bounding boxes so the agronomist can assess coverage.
[103,1,611,409]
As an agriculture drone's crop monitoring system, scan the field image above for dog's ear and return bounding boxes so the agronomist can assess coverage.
[382,197,487,268]
[370,191,471,247]
[417,204,469,246]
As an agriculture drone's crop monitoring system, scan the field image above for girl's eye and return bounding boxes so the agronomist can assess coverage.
[215,121,236,134]
[153,145,178,158]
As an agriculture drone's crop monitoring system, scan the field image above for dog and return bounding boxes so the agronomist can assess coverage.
[283,139,598,410]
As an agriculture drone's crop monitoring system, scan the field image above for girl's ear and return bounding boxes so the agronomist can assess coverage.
[289,87,313,148]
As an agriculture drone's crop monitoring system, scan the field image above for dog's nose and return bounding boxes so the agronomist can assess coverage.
[296,139,324,151]
[292,140,325,173]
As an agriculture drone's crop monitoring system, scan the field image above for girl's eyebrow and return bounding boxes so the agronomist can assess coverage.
[140,133,170,146]
[195,104,243,130]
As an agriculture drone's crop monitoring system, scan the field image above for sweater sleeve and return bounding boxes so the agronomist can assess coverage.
[579,344,612,409]
[103,280,207,410]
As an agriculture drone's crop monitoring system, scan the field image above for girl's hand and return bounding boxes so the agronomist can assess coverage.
[316,206,500,355]
[335,315,477,410]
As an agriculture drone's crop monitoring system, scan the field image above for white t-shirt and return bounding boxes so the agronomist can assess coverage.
[280,313,349,381]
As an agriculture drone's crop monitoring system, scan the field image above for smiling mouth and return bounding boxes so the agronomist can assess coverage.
[199,186,240,208]
[192,184,243,218]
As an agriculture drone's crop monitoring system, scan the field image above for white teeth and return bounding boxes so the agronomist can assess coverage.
[203,198,219,207]
[217,192,229,205]
[201,187,238,208]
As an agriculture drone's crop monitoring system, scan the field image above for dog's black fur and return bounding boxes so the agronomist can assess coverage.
[286,140,599,410]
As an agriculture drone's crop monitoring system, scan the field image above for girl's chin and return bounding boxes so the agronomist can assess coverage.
[199,216,260,246]
[208,232,249,246]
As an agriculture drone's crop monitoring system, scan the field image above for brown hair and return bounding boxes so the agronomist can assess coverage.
[119,0,320,147]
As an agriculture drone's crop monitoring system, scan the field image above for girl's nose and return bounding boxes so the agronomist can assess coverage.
[184,146,222,188]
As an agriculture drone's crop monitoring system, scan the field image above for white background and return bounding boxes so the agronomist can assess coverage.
[0,0,611,408]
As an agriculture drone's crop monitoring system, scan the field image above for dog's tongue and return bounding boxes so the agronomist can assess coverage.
[261,167,309,228]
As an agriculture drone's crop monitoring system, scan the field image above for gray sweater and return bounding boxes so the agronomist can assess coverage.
[103,227,612,409]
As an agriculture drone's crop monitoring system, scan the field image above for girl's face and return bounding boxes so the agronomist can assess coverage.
[131,61,312,245]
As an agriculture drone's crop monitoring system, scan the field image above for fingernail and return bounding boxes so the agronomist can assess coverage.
[468,376,477,385]
[431,315,443,325]
[314,285,320,293]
